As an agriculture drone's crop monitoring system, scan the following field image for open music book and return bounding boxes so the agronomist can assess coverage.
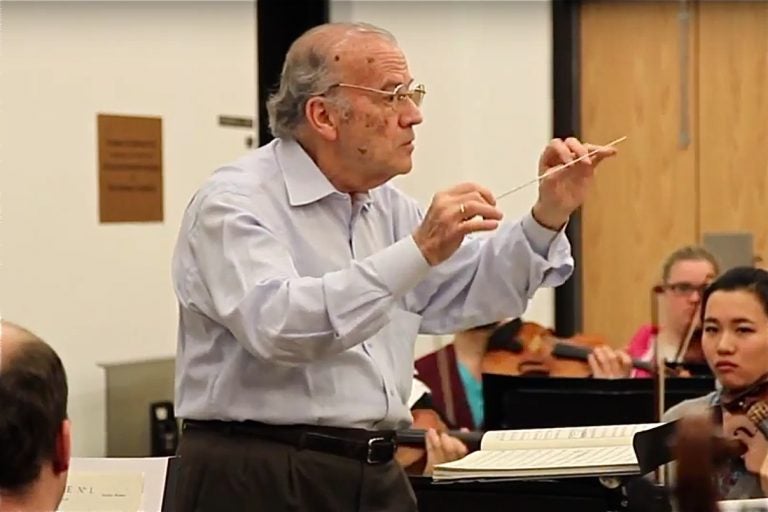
[432,423,664,481]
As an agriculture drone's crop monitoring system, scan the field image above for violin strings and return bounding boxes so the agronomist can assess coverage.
[496,135,628,201]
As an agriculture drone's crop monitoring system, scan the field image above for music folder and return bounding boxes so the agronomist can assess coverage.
[632,419,679,474]
[482,374,715,431]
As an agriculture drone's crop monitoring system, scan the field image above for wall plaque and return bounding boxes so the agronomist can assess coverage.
[98,114,163,222]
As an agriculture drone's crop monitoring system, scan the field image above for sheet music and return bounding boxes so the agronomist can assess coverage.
[438,445,637,473]
[59,457,171,512]
[58,471,143,512]
[481,423,661,451]
[718,498,768,512]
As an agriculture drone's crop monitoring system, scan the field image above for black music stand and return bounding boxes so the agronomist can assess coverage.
[483,374,715,430]
[410,475,626,512]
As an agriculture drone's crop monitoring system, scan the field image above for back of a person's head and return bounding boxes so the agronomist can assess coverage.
[0,321,69,495]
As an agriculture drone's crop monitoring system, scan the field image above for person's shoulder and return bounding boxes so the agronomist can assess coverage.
[629,324,656,341]
[662,391,718,422]
[205,143,282,197]
[626,324,657,353]
[185,142,283,215]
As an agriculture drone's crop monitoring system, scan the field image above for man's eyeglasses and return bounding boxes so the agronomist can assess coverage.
[663,282,709,297]
[325,82,426,107]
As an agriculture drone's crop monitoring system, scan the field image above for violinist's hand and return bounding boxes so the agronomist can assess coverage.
[532,137,618,231]
[424,428,469,476]
[724,409,768,476]
[588,345,632,379]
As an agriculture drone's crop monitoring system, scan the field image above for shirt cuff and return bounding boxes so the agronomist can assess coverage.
[521,210,563,258]
[368,236,431,298]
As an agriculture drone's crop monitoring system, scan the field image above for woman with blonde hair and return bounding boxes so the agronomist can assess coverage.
[627,245,720,377]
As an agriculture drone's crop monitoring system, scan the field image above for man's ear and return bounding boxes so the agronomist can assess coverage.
[52,419,71,474]
[304,96,341,142]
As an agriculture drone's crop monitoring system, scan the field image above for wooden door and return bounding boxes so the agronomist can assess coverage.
[698,1,768,264]
[580,1,699,346]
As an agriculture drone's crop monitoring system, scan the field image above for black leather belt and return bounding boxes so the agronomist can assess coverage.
[182,419,397,465]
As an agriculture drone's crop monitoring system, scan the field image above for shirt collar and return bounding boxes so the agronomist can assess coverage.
[276,138,373,209]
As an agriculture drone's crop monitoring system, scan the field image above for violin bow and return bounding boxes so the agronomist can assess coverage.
[675,301,702,364]
[651,284,668,484]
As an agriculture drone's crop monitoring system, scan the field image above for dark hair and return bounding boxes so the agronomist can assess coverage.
[700,266,768,323]
[0,323,68,492]
[487,318,524,352]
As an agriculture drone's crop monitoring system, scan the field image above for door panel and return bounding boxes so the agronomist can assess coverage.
[580,1,698,346]
[698,1,768,265]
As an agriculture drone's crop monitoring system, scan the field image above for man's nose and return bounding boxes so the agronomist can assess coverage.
[400,100,423,127]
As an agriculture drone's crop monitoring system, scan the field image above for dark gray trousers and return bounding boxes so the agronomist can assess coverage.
[174,427,418,512]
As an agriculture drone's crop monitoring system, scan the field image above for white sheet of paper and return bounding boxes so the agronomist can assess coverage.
[58,471,143,512]
[718,497,768,512]
[58,457,171,512]
[439,445,637,472]
[480,423,661,451]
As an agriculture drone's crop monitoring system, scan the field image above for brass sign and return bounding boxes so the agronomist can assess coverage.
[98,114,163,222]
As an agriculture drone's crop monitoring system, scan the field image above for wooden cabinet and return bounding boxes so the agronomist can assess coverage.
[579,1,768,347]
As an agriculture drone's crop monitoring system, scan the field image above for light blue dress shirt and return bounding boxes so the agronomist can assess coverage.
[171,138,574,430]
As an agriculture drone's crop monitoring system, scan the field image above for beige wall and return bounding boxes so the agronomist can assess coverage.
[1,0,554,456]
[0,1,256,456]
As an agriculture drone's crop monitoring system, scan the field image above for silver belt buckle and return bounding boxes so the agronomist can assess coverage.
[366,436,388,464]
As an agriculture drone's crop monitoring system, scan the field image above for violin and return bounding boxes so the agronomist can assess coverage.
[394,407,483,475]
[720,374,768,445]
[480,319,659,378]
[700,374,768,494]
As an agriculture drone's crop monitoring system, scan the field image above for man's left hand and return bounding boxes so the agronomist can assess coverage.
[532,137,618,230]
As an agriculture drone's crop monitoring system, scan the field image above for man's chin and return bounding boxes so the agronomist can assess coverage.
[394,158,414,175]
